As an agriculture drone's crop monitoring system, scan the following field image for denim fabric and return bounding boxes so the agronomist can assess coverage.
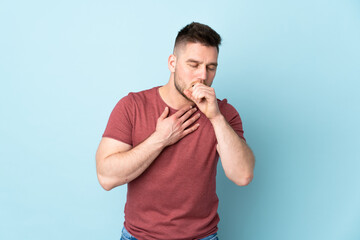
[199,232,219,240]
[120,226,219,240]
[120,226,137,240]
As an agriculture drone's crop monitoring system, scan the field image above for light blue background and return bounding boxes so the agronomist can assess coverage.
[1,0,359,239]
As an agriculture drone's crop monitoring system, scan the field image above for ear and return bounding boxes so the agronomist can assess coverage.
[168,54,176,73]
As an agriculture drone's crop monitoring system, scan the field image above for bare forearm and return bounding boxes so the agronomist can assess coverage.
[97,133,166,190]
[210,114,255,186]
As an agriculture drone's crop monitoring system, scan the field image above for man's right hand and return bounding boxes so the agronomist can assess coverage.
[154,105,201,147]
[96,105,201,190]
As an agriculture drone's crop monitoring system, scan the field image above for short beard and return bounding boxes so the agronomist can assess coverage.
[174,73,193,102]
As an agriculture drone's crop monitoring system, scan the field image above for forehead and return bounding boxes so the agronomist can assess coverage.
[177,42,218,61]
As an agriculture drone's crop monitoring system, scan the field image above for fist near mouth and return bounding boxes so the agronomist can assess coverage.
[183,83,221,120]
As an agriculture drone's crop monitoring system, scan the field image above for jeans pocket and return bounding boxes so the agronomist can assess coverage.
[120,227,134,240]
[208,235,218,240]
[200,232,218,240]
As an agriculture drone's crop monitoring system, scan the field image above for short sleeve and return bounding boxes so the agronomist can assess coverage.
[219,99,246,142]
[102,94,134,145]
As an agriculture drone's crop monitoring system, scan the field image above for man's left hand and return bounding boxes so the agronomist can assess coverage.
[184,83,221,120]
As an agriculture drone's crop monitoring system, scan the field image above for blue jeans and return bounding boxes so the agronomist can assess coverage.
[120,226,219,240]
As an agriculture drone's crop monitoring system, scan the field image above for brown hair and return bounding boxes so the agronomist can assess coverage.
[174,22,222,53]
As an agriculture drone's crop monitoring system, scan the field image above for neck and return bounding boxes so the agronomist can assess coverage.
[159,74,193,110]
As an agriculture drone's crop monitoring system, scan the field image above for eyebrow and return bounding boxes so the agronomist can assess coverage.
[186,59,218,67]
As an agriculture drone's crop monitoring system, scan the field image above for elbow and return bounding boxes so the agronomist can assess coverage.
[98,175,114,191]
[97,174,116,191]
[100,182,114,191]
[97,173,127,191]
[224,167,254,186]
[233,173,254,186]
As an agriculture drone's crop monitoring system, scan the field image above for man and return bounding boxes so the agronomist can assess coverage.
[96,22,255,240]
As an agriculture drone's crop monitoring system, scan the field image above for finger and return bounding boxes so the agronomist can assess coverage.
[181,123,200,137]
[182,112,201,129]
[193,91,206,102]
[192,83,213,92]
[192,87,213,99]
[191,92,206,104]
[183,89,193,100]
[184,90,197,103]
[179,107,197,122]
[192,82,206,89]
[192,89,214,103]
[159,107,169,120]
[174,105,193,118]
[185,88,201,103]
[192,83,210,94]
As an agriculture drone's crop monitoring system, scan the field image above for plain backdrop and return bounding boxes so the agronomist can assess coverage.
[1,0,359,239]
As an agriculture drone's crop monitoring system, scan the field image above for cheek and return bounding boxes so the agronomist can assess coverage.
[176,64,190,76]
[182,67,194,77]
[180,70,196,84]
[206,72,216,84]
[209,70,217,77]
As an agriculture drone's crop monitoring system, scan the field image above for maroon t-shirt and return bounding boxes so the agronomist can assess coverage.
[103,86,245,240]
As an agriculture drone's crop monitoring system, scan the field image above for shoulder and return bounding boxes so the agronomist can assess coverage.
[217,98,243,124]
[128,86,160,99]
[126,86,160,104]
[115,86,159,106]
[217,98,245,140]
[217,98,239,116]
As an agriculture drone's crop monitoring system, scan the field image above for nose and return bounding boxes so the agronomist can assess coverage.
[197,66,207,83]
